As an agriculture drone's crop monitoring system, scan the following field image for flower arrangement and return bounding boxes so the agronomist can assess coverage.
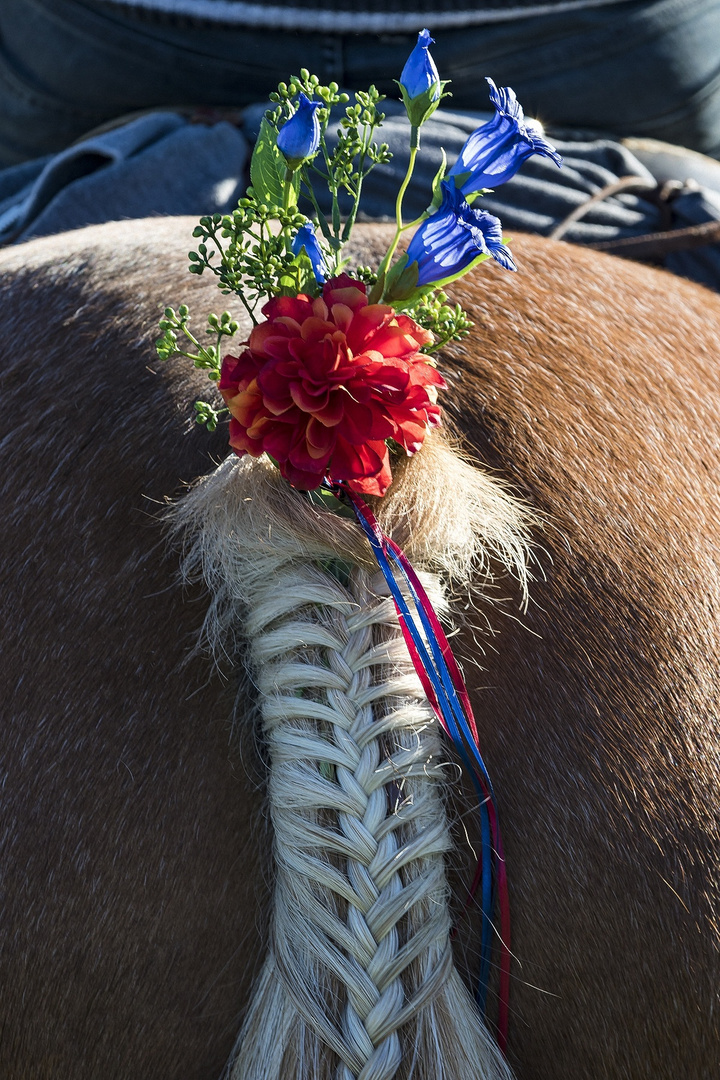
[159,31,558,1073]
[156,28,560,498]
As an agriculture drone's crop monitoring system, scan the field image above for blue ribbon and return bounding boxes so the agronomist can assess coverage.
[338,483,502,1009]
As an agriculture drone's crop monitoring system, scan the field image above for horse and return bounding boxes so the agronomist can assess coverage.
[0,217,718,1080]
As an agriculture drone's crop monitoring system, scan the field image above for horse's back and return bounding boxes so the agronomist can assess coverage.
[0,220,268,1078]
[1,218,718,1078]
[448,240,720,1078]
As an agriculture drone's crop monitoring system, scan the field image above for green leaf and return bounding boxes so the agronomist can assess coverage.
[367,270,385,305]
[250,116,299,211]
[395,80,451,129]
[382,254,420,303]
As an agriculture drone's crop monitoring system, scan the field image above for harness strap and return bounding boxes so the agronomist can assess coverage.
[550,173,720,260]
[588,217,720,259]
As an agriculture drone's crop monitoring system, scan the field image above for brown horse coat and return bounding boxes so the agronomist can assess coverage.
[0,219,718,1079]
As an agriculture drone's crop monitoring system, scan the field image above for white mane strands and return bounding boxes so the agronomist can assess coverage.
[173,433,530,1080]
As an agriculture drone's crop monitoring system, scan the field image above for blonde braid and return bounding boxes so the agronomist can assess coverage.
[173,442,530,1080]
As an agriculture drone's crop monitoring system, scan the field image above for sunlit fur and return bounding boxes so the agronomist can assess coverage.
[0,219,718,1079]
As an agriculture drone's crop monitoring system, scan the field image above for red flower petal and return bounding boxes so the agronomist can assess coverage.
[396,313,434,348]
[311,392,345,427]
[341,397,396,442]
[346,465,392,497]
[223,285,443,493]
[254,332,298,362]
[281,461,327,490]
[408,360,447,389]
[358,360,410,397]
[360,318,425,359]
[323,275,368,314]
[388,414,428,453]
[306,417,336,455]
[330,436,385,481]
[345,305,392,354]
[289,424,334,468]
[219,350,261,395]
[262,293,314,323]
[256,365,296,415]
[249,320,293,355]
[290,380,330,414]
[342,446,393,496]
[262,418,304,462]
[224,378,267,428]
[311,296,329,321]
[328,302,354,335]
[228,416,265,457]
[300,316,337,343]
[274,316,303,335]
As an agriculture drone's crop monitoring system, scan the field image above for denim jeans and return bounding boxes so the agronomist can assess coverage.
[0,0,719,167]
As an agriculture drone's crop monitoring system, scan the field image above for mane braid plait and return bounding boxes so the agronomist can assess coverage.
[173,447,524,1080]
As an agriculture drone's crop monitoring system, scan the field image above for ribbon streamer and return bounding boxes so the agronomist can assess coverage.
[333,481,511,1053]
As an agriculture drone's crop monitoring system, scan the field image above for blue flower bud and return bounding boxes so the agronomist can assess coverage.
[291,222,327,284]
[277,93,321,168]
[397,29,446,128]
[399,29,440,101]
[406,179,516,288]
[448,78,562,195]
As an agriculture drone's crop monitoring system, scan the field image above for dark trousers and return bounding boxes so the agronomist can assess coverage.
[1,0,719,167]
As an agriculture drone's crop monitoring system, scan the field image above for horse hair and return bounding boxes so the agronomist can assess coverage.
[171,438,530,1080]
[3,219,720,1079]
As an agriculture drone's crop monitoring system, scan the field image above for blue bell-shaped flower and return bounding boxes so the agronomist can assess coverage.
[291,221,327,283]
[406,179,516,287]
[448,79,562,196]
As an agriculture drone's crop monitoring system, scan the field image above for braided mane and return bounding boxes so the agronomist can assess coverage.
[172,434,530,1080]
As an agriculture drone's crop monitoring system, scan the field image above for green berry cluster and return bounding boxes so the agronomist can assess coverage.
[408,291,473,352]
[188,205,312,325]
[156,65,475,422]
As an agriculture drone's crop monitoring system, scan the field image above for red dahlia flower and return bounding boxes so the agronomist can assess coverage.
[218,274,446,495]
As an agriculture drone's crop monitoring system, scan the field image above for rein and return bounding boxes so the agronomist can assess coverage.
[549,173,720,261]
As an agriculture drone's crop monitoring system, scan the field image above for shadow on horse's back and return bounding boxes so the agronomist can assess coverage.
[0,218,718,1079]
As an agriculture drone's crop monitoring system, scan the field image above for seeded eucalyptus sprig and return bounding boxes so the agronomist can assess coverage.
[408,291,473,353]
[188,204,313,324]
[268,73,390,251]
[156,304,236,429]
[156,304,238,378]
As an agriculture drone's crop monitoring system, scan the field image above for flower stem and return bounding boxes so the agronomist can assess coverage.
[301,170,334,246]
[377,126,419,278]
[282,169,295,212]
[341,140,370,243]
[399,210,429,233]
[237,287,258,326]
